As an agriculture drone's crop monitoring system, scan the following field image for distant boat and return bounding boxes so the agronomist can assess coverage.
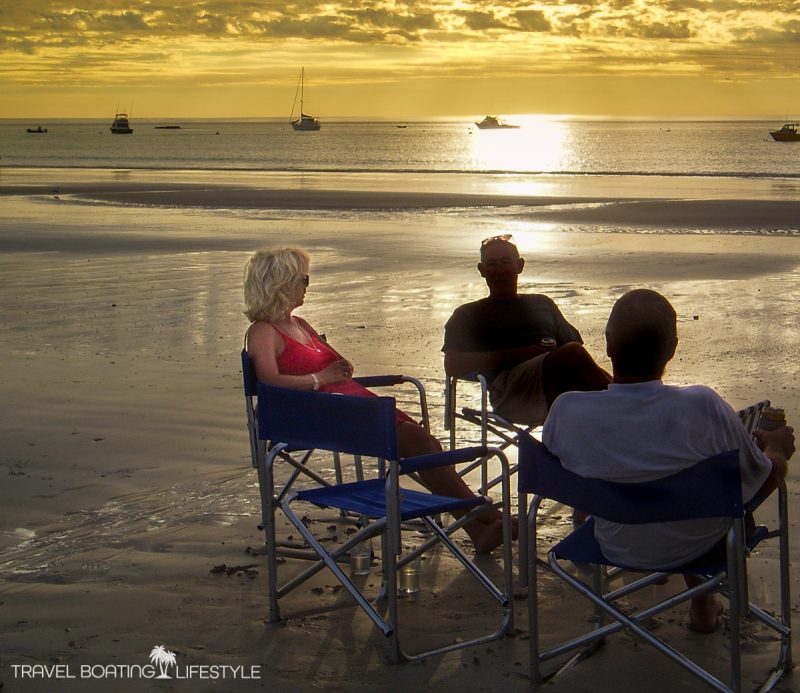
[110,112,133,134]
[290,68,321,131]
[154,125,181,129]
[26,126,47,133]
[475,116,519,130]
[769,122,800,142]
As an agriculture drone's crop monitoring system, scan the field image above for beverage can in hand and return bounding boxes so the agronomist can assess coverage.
[540,337,557,351]
[759,406,786,431]
[755,406,786,450]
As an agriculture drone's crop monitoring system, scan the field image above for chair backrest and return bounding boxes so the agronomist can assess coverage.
[517,433,744,524]
[242,349,259,397]
[257,384,399,460]
[737,399,769,435]
[242,349,262,468]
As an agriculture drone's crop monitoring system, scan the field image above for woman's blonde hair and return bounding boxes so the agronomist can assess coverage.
[243,247,310,323]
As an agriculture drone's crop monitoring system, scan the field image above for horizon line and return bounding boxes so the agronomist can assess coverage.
[1,114,795,123]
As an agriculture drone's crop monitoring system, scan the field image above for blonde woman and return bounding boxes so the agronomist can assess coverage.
[244,247,508,553]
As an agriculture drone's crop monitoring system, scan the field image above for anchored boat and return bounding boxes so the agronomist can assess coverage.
[110,112,133,134]
[290,68,321,131]
[475,115,519,130]
[769,122,800,142]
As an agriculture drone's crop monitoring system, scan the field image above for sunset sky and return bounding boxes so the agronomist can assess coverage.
[1,0,798,119]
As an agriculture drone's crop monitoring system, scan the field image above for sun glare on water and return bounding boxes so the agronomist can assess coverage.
[469,116,570,178]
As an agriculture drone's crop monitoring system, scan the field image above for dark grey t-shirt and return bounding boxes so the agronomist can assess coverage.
[442,294,582,356]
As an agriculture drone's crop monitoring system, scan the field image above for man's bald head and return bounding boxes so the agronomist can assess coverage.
[606,289,678,381]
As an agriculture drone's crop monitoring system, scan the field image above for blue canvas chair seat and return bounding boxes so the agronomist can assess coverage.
[555,518,772,575]
[519,433,791,693]
[297,478,488,521]
[258,384,513,663]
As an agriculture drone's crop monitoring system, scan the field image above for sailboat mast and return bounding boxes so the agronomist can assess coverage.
[300,67,305,115]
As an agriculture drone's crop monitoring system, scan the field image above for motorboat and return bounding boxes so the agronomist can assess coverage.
[110,112,133,134]
[769,122,800,142]
[290,68,321,131]
[475,115,519,130]
[26,126,47,133]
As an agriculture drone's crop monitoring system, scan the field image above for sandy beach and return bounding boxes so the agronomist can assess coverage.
[1,169,799,692]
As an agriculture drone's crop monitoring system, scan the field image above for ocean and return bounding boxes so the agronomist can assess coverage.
[1,117,798,178]
[1,118,798,242]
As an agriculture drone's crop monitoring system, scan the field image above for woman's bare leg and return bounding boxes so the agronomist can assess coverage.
[397,422,514,553]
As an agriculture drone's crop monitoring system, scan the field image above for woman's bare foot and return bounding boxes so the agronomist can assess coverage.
[689,595,724,633]
[469,515,519,555]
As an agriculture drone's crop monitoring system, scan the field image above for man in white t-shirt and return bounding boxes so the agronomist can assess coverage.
[543,289,794,633]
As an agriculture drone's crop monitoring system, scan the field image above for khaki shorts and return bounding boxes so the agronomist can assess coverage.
[489,353,549,425]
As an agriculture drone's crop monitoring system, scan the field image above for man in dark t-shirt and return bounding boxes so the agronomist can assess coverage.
[443,235,610,424]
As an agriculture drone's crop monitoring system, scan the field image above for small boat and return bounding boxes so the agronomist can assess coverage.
[26,126,47,133]
[769,122,800,142]
[154,125,181,129]
[110,112,133,134]
[290,68,321,131]
[475,115,519,130]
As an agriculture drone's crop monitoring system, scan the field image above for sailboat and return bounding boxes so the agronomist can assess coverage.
[290,68,321,131]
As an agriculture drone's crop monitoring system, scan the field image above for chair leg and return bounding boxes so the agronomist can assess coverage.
[518,492,528,588]
[282,499,394,637]
[778,483,793,673]
[258,454,281,623]
[727,525,745,693]
[527,500,543,683]
[385,543,402,663]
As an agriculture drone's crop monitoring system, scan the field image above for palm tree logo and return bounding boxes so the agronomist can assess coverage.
[149,645,177,679]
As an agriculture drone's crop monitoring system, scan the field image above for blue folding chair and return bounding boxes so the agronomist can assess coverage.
[242,349,432,551]
[444,371,541,581]
[518,434,791,692]
[257,384,514,662]
[444,372,538,489]
[513,399,773,590]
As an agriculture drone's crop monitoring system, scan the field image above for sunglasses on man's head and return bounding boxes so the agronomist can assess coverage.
[480,233,515,248]
[302,275,309,287]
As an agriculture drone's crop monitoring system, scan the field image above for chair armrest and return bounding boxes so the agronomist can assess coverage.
[451,371,490,384]
[354,375,430,433]
[353,375,406,387]
[444,372,490,434]
[400,446,490,474]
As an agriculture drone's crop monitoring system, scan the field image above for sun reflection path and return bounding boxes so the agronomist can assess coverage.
[469,118,570,175]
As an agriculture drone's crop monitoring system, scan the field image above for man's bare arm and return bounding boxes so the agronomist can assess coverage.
[752,426,794,499]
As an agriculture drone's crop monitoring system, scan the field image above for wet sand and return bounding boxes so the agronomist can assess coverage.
[1,172,798,691]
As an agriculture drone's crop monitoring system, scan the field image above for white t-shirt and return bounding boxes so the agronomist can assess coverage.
[543,381,772,569]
